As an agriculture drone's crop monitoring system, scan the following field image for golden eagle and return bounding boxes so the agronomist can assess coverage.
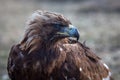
[7,10,112,80]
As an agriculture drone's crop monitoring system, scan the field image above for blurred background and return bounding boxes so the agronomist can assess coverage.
[0,0,120,80]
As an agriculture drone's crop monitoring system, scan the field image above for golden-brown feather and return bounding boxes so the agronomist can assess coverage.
[7,10,112,80]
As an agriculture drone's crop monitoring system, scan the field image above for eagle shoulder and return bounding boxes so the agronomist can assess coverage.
[57,41,112,80]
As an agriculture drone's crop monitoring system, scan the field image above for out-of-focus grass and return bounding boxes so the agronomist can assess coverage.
[0,50,9,80]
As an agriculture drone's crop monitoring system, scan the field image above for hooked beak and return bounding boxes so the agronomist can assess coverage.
[57,25,80,41]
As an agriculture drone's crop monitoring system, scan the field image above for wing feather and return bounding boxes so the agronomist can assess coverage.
[60,42,111,80]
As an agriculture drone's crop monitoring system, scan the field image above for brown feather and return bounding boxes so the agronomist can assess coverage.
[7,10,112,80]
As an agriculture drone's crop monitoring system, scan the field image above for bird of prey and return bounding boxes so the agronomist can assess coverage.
[7,10,112,80]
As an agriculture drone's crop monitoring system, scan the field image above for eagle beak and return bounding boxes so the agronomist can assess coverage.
[57,25,80,41]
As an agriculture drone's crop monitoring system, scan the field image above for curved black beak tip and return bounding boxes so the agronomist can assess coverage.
[77,35,79,41]
[69,25,80,41]
[75,30,80,41]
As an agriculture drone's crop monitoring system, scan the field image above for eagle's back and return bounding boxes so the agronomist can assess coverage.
[7,39,112,80]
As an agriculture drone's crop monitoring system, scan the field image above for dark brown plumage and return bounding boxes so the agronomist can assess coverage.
[7,10,112,80]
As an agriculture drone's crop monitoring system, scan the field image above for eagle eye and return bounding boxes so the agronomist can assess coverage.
[52,22,66,29]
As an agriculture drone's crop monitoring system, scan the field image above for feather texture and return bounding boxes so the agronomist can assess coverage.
[7,10,112,80]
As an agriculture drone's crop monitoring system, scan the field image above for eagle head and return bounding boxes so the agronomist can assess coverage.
[26,10,79,43]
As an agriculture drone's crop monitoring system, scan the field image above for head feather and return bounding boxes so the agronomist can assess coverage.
[19,10,71,52]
